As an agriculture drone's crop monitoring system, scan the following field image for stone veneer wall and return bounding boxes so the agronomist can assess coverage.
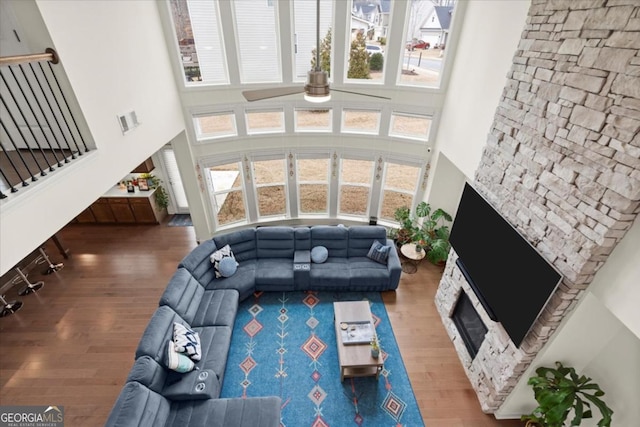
[436,0,640,412]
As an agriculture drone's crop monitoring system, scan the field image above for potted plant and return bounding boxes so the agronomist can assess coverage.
[140,173,169,210]
[409,202,452,265]
[393,206,415,247]
[521,361,613,427]
[370,337,380,359]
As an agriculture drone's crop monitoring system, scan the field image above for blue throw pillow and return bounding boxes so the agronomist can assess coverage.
[218,256,237,277]
[311,246,328,263]
[367,240,390,264]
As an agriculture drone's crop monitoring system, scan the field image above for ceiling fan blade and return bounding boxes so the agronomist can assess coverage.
[243,86,305,102]
[331,89,391,100]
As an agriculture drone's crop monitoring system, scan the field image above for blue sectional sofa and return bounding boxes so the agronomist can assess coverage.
[106,225,400,427]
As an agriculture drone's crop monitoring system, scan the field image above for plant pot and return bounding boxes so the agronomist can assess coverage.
[371,348,379,358]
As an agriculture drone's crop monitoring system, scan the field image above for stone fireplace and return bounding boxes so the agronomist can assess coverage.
[436,0,640,413]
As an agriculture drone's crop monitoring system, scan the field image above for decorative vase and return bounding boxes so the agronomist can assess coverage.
[371,347,379,358]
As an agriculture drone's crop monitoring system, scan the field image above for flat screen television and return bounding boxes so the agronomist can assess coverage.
[449,182,562,348]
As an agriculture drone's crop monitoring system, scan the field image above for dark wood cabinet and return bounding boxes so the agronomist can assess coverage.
[75,207,96,223]
[75,193,166,224]
[109,198,136,223]
[91,199,116,223]
[129,198,158,223]
[132,157,155,173]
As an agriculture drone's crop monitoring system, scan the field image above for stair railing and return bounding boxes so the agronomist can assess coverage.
[0,48,89,199]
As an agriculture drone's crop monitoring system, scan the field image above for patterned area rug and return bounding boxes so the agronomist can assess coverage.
[221,291,424,427]
[167,214,192,227]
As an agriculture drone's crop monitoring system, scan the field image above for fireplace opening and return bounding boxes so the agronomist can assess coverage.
[451,291,488,359]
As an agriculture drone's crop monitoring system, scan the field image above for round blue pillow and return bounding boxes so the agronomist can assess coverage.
[218,256,237,277]
[311,246,328,263]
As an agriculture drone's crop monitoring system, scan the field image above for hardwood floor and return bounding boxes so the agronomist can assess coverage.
[0,220,522,426]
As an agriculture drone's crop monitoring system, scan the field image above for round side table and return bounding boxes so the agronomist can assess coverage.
[400,243,426,274]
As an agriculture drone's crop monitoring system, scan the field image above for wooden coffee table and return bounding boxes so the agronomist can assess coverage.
[333,301,383,382]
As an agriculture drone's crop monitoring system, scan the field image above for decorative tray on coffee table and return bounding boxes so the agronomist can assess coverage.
[339,320,374,345]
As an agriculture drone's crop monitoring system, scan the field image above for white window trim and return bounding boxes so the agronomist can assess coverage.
[245,108,286,135]
[193,112,238,141]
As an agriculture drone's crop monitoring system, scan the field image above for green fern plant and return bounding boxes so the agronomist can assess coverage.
[521,362,613,427]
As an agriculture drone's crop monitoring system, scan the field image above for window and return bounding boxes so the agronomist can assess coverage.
[295,108,332,132]
[297,156,329,214]
[209,162,246,226]
[246,109,285,135]
[193,112,237,140]
[341,109,380,134]
[389,112,432,141]
[379,162,421,221]
[234,0,281,83]
[399,1,457,87]
[339,158,373,217]
[169,0,228,85]
[253,158,287,218]
[346,0,387,83]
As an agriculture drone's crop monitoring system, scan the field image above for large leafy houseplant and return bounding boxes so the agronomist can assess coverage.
[412,201,452,264]
[521,362,613,427]
[392,202,452,264]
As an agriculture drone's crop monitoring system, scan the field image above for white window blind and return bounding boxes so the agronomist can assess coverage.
[162,148,189,212]
[188,0,228,84]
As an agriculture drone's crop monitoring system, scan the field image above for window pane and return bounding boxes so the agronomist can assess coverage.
[295,109,332,131]
[257,186,286,216]
[339,185,369,216]
[253,159,285,185]
[380,190,413,221]
[341,159,372,184]
[298,157,329,214]
[342,110,380,134]
[246,110,284,134]
[217,190,246,225]
[209,163,241,192]
[253,158,286,217]
[339,158,372,216]
[347,0,387,82]
[209,162,245,225]
[379,162,420,221]
[389,113,431,141]
[299,184,327,213]
[194,113,237,140]
[298,158,328,181]
[399,1,457,87]
[170,0,227,85]
[293,0,333,81]
[234,0,281,83]
[384,163,420,192]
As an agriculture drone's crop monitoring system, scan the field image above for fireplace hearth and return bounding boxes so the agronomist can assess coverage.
[451,291,488,359]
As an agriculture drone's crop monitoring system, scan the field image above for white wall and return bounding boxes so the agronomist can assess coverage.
[0,0,184,275]
[432,0,529,184]
[496,219,640,425]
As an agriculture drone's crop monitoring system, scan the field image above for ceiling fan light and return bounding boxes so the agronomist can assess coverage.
[304,70,331,103]
[304,92,331,103]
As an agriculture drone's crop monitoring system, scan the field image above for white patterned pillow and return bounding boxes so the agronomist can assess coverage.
[210,244,239,278]
[173,322,202,361]
[165,340,195,373]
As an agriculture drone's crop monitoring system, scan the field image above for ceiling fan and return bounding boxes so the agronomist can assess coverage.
[242,0,391,103]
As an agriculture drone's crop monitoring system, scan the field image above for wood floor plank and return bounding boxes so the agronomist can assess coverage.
[0,220,521,426]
